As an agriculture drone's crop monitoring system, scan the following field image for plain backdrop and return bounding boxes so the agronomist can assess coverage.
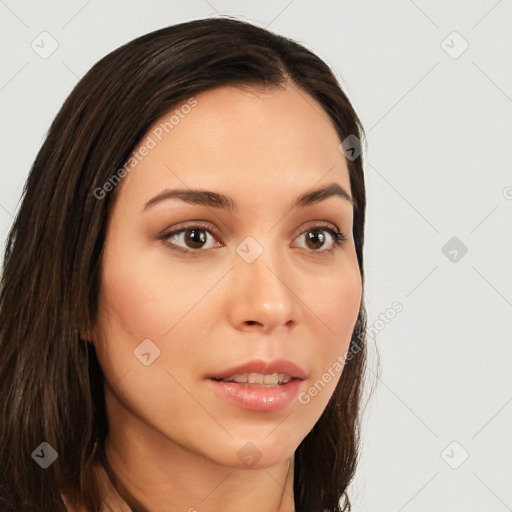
[1,1,511,511]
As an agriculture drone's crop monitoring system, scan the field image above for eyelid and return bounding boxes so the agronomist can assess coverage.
[291,220,340,238]
[159,219,347,254]
[158,220,219,239]
[290,221,347,252]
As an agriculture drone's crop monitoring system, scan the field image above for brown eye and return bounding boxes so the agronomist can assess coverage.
[161,224,222,253]
[304,229,327,251]
[182,229,208,249]
[293,225,346,253]
[160,222,346,255]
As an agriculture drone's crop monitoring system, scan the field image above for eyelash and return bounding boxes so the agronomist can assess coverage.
[159,221,348,255]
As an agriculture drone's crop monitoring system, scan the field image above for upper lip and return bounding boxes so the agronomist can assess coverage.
[208,358,307,380]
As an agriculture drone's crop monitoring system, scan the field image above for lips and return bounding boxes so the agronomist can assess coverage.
[208,358,307,382]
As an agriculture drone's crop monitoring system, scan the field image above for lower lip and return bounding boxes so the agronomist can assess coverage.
[207,378,303,413]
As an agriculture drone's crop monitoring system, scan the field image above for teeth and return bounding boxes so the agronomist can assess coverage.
[220,372,292,385]
[249,373,263,384]
[263,374,278,385]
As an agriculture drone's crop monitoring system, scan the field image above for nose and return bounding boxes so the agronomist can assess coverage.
[226,242,300,334]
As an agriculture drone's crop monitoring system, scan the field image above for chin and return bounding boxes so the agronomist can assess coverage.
[210,438,297,471]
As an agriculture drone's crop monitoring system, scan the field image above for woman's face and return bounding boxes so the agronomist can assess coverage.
[92,84,362,470]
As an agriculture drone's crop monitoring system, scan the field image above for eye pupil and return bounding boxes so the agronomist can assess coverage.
[186,229,207,248]
[306,229,325,250]
[164,225,340,254]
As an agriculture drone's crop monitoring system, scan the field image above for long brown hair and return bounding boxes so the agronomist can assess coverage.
[0,16,370,511]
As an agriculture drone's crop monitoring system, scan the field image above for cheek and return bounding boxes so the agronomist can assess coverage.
[93,236,227,398]
[307,259,362,348]
[98,233,222,341]
[93,267,217,443]
[298,262,362,408]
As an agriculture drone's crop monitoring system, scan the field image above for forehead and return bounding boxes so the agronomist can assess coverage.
[116,85,351,209]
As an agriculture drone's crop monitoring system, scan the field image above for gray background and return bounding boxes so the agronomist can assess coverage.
[1,1,511,511]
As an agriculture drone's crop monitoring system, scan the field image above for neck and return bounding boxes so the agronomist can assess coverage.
[97,443,295,512]
[96,423,295,512]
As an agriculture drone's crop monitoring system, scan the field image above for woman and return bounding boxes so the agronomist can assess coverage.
[0,16,369,512]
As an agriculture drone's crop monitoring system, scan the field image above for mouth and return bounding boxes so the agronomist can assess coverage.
[211,372,295,387]
[207,359,306,412]
[207,358,307,383]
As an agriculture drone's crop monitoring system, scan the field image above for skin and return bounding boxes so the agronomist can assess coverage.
[86,84,362,512]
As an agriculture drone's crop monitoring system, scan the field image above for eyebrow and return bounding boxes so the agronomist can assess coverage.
[143,182,356,212]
